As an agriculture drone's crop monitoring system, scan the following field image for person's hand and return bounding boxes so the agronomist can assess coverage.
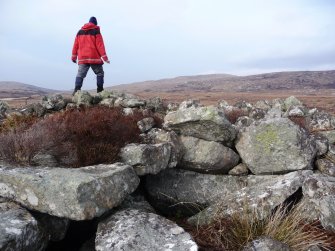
[72,59,77,64]
[105,60,110,64]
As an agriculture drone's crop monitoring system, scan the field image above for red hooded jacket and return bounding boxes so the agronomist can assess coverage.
[72,23,109,64]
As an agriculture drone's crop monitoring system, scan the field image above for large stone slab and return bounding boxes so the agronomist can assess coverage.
[0,163,140,220]
[95,208,198,251]
[164,105,236,144]
[188,171,312,226]
[179,136,240,174]
[0,201,48,251]
[236,118,316,174]
[242,236,291,251]
[120,143,171,176]
[145,169,281,216]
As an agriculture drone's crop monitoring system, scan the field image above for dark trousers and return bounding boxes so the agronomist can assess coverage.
[75,64,104,91]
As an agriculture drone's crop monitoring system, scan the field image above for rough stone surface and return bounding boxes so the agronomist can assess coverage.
[137,117,155,133]
[120,143,171,176]
[73,91,93,106]
[120,98,146,108]
[318,130,335,144]
[236,118,316,174]
[145,169,248,216]
[283,96,302,111]
[0,201,48,251]
[99,98,115,107]
[300,173,335,231]
[188,171,312,226]
[228,163,249,175]
[234,116,254,131]
[143,128,183,168]
[309,111,335,131]
[286,106,306,117]
[179,136,240,174]
[42,94,67,111]
[0,163,140,220]
[164,105,236,144]
[21,103,46,117]
[316,158,335,177]
[0,100,10,114]
[242,236,291,251]
[31,152,59,167]
[95,208,198,251]
[145,96,165,112]
[313,134,329,157]
[254,100,271,111]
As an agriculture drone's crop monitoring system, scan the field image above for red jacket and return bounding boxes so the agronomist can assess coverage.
[72,23,109,64]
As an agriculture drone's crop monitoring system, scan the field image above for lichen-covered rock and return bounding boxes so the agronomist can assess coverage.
[120,143,171,176]
[0,201,48,251]
[179,136,240,174]
[137,117,155,133]
[254,100,271,111]
[21,103,46,117]
[143,128,183,168]
[145,96,165,113]
[99,98,115,107]
[286,105,306,117]
[249,108,266,120]
[31,152,59,167]
[120,98,146,108]
[242,236,291,251]
[234,116,254,131]
[0,100,10,114]
[315,159,335,177]
[313,134,329,157]
[300,174,335,231]
[309,111,335,131]
[72,91,93,106]
[188,171,312,226]
[0,163,140,220]
[164,105,236,144]
[236,118,316,174]
[283,96,302,111]
[318,130,335,145]
[42,94,67,111]
[95,208,198,251]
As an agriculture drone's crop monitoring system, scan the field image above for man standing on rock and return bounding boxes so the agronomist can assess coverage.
[71,16,110,95]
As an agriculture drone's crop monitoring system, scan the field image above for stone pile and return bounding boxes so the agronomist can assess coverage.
[0,93,335,250]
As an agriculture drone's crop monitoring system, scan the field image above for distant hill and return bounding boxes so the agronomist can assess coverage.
[110,70,335,94]
[0,81,57,98]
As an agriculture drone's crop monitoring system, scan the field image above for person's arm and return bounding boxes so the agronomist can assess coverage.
[71,35,79,63]
[96,32,109,63]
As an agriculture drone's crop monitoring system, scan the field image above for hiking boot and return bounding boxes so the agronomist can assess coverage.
[97,86,104,93]
[72,87,81,96]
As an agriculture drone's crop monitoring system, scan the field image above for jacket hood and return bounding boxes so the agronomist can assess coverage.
[81,22,100,30]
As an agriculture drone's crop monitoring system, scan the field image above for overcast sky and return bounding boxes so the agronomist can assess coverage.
[0,0,334,90]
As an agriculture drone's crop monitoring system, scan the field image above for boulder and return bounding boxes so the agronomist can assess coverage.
[120,98,146,108]
[120,143,171,176]
[286,106,306,117]
[283,96,302,111]
[42,94,67,111]
[249,108,266,120]
[254,100,271,111]
[0,201,48,251]
[0,100,10,114]
[315,158,335,177]
[145,96,165,113]
[313,134,329,157]
[164,105,236,144]
[143,128,183,168]
[309,111,335,131]
[31,152,59,167]
[179,136,240,174]
[137,117,155,133]
[21,103,46,117]
[318,130,335,145]
[145,169,248,216]
[188,171,312,226]
[0,163,139,220]
[95,208,198,251]
[99,98,115,107]
[242,236,291,251]
[236,118,316,174]
[73,91,93,106]
[300,174,335,231]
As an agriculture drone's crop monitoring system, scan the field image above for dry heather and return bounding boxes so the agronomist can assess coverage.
[0,106,161,167]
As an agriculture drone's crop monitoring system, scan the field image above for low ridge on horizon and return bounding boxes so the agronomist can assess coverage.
[1,70,335,99]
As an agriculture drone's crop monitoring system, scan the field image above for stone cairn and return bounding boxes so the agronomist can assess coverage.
[0,91,334,250]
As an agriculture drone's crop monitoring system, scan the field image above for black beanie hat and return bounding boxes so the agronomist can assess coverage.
[89,17,97,25]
